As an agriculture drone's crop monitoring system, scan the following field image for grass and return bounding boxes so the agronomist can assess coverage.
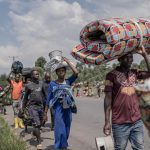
[0,116,27,150]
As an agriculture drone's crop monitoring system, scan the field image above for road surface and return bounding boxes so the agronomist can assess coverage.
[2,95,150,150]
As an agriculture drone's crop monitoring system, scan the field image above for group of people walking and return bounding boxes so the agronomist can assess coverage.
[7,57,78,150]
[2,45,150,150]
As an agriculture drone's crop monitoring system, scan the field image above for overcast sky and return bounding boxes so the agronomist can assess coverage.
[0,0,149,74]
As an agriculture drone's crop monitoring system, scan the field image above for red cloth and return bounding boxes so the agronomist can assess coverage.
[104,67,148,124]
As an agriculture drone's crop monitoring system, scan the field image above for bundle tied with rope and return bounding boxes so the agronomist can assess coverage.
[71,17,150,65]
[44,50,68,72]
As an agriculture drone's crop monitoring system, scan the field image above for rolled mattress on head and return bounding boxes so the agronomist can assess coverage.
[71,17,150,65]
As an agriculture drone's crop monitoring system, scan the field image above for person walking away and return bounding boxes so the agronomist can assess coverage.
[71,84,75,96]
[44,57,78,150]
[96,82,101,98]
[89,85,93,96]
[76,83,80,97]
[103,46,150,150]
[22,69,46,149]
[42,72,54,130]
[84,82,89,96]
[7,73,24,129]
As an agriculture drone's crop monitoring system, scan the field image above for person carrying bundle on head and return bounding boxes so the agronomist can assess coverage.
[7,72,24,129]
[44,57,78,150]
[103,46,150,150]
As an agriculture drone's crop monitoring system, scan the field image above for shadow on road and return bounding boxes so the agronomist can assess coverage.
[26,138,38,147]
[44,145,55,150]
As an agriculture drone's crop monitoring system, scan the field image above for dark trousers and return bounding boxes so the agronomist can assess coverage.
[50,108,54,128]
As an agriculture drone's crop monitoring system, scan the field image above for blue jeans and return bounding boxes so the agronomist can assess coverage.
[112,119,144,150]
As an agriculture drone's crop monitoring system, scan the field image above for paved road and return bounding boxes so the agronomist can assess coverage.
[2,96,150,150]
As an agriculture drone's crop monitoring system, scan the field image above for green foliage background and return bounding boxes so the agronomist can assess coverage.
[0,57,147,88]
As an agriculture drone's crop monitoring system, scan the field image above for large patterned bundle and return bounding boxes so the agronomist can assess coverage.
[72,18,150,65]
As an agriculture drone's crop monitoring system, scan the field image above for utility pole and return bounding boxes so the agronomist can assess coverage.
[9,56,18,63]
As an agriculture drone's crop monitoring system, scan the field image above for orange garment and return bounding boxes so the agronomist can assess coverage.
[11,80,23,100]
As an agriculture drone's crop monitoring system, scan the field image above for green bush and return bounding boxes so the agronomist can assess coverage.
[0,116,27,150]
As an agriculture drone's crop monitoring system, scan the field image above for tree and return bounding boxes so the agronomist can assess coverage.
[76,62,110,83]
[76,62,84,72]
[35,67,44,78]
[131,63,139,69]
[112,63,119,69]
[35,56,47,78]
[139,59,147,71]
[0,74,8,87]
[35,56,47,69]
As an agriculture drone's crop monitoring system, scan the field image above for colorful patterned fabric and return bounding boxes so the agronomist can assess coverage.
[71,17,150,65]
